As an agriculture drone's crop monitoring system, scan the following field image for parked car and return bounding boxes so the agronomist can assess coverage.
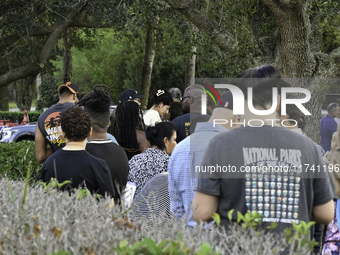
[0,122,36,143]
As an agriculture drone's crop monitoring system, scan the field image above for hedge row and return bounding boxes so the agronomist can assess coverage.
[0,142,315,254]
[0,141,41,182]
[0,179,292,255]
[0,111,42,123]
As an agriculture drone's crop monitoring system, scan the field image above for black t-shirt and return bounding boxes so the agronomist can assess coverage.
[40,149,115,198]
[86,140,129,201]
[37,102,74,152]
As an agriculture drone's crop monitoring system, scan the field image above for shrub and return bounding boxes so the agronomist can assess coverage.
[0,111,42,123]
[0,177,317,255]
[0,141,41,182]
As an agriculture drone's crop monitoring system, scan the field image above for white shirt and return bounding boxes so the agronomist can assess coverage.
[143,109,161,126]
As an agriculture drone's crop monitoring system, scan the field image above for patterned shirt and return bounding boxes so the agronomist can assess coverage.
[128,147,170,196]
[322,200,340,254]
[168,122,228,226]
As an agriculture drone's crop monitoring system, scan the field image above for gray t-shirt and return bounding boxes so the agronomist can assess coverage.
[195,125,333,233]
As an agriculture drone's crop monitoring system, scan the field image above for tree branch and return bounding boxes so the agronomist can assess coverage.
[260,0,285,16]
[163,0,236,53]
[0,26,58,50]
[0,0,88,87]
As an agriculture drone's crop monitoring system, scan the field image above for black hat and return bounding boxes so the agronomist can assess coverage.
[57,82,81,98]
[119,89,143,103]
[220,91,233,110]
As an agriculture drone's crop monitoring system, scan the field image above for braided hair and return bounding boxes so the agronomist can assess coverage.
[108,101,146,154]
[77,84,111,132]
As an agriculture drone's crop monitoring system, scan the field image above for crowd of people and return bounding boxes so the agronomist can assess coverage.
[35,64,340,254]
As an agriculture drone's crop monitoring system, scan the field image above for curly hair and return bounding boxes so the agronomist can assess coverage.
[61,106,91,142]
[77,84,111,132]
[108,101,146,152]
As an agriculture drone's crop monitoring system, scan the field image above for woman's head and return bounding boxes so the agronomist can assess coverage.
[152,89,173,115]
[61,106,92,142]
[146,121,177,155]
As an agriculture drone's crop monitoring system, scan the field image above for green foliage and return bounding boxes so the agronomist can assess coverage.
[0,141,41,183]
[0,111,41,123]
[52,23,186,106]
[231,210,317,253]
[40,178,102,200]
[36,74,59,111]
[115,237,220,255]
[313,0,340,53]
[284,221,318,254]
[40,178,71,193]
[236,210,263,229]
[211,213,221,226]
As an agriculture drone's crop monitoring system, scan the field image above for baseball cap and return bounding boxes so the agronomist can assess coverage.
[220,91,233,110]
[119,89,143,103]
[57,82,81,98]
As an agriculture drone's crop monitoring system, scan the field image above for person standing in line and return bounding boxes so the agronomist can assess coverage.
[171,84,213,143]
[128,121,177,196]
[321,103,339,152]
[192,68,334,240]
[35,82,81,164]
[118,88,143,106]
[40,106,115,198]
[143,89,173,127]
[78,85,129,203]
[108,101,150,160]
[168,91,240,227]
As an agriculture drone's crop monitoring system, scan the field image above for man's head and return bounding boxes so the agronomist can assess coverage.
[58,82,81,103]
[327,103,339,118]
[181,84,212,114]
[168,87,182,101]
[237,68,291,120]
[78,85,111,134]
[61,106,92,142]
[209,91,241,130]
[119,89,143,106]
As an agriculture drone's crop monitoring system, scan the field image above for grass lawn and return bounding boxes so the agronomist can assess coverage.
[9,99,37,109]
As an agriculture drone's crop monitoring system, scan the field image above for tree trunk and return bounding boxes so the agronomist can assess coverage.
[63,28,73,83]
[140,15,159,110]
[14,75,35,111]
[0,85,9,111]
[260,0,316,78]
[36,73,41,100]
[185,46,197,88]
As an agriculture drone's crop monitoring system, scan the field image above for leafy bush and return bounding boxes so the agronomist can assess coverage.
[0,141,41,182]
[0,111,42,123]
[0,177,318,255]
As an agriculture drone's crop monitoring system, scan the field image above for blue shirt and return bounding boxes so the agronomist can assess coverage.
[321,115,337,152]
[168,122,228,226]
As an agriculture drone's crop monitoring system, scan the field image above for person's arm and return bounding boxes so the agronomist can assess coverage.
[312,200,334,224]
[192,191,218,222]
[35,126,53,164]
[136,129,150,153]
